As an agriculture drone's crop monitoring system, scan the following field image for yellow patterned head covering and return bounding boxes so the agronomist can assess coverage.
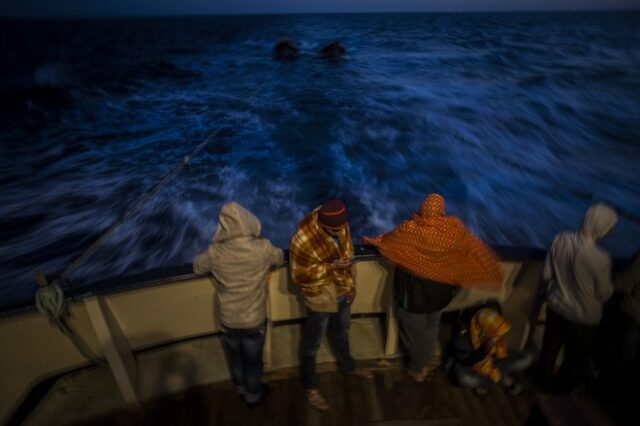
[470,308,511,382]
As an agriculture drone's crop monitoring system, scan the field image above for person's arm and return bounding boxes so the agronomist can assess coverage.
[590,254,614,303]
[362,223,403,248]
[361,235,379,246]
[542,238,556,283]
[289,243,331,287]
[193,248,213,275]
[266,243,285,267]
[534,238,556,316]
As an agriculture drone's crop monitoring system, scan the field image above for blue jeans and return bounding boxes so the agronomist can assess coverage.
[222,322,266,403]
[300,297,355,389]
[451,350,535,389]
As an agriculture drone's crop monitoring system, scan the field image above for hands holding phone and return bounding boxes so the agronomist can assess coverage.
[329,258,356,270]
[328,258,357,303]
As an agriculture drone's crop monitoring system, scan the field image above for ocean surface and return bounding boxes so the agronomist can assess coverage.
[1,12,639,311]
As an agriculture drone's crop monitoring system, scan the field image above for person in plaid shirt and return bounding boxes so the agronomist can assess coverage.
[289,199,374,411]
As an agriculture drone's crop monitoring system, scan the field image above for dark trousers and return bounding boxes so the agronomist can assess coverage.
[601,311,640,401]
[535,308,596,393]
[300,298,354,389]
[222,322,266,403]
[396,306,442,372]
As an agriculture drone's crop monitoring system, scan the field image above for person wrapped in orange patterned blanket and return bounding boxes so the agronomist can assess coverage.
[363,193,503,383]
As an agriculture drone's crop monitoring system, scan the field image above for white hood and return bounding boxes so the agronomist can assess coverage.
[213,201,261,243]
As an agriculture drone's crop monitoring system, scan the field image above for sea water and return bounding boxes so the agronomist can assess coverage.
[1,12,639,310]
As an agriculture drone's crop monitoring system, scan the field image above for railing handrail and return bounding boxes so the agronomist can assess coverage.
[0,244,548,318]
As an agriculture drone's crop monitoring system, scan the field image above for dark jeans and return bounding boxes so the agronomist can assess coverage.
[300,298,354,389]
[534,308,597,394]
[451,350,534,389]
[222,321,266,403]
[601,311,640,402]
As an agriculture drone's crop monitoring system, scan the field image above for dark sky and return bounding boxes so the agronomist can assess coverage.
[2,0,639,17]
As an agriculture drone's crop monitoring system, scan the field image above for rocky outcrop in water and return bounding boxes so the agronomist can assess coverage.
[273,39,300,60]
[319,42,346,60]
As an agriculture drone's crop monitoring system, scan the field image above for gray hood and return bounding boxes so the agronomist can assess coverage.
[213,201,261,243]
[544,202,617,325]
[580,203,618,242]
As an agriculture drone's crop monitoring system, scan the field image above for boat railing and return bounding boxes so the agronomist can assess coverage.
[0,244,546,318]
[0,247,546,423]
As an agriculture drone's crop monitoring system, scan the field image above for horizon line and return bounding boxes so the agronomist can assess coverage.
[2,8,639,20]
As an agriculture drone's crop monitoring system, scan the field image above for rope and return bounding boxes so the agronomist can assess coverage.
[36,283,107,366]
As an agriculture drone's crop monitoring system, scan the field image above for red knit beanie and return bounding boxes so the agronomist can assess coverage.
[318,199,348,230]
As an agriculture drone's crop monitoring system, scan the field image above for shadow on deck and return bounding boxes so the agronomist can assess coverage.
[76,360,552,426]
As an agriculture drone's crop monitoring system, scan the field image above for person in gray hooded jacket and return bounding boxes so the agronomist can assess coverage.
[193,201,284,404]
[535,203,618,394]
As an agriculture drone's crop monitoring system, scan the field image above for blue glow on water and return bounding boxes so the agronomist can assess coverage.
[1,12,639,310]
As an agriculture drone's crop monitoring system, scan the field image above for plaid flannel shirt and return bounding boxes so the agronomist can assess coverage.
[289,209,355,298]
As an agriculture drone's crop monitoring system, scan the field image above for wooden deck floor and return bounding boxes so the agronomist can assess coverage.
[77,361,541,426]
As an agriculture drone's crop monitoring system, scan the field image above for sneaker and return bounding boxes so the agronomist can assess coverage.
[305,389,330,411]
[246,384,270,408]
[349,368,375,380]
[234,384,246,397]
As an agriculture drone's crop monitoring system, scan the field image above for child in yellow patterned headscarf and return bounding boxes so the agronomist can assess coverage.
[469,308,511,382]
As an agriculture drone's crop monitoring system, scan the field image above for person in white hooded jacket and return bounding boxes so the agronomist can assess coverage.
[193,202,284,405]
[535,203,618,394]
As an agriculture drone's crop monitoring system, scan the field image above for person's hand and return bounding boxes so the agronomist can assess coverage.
[329,259,354,270]
[361,236,374,246]
[346,290,356,305]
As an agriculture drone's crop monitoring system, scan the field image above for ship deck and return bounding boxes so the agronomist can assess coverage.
[8,258,620,425]
[74,360,613,426]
